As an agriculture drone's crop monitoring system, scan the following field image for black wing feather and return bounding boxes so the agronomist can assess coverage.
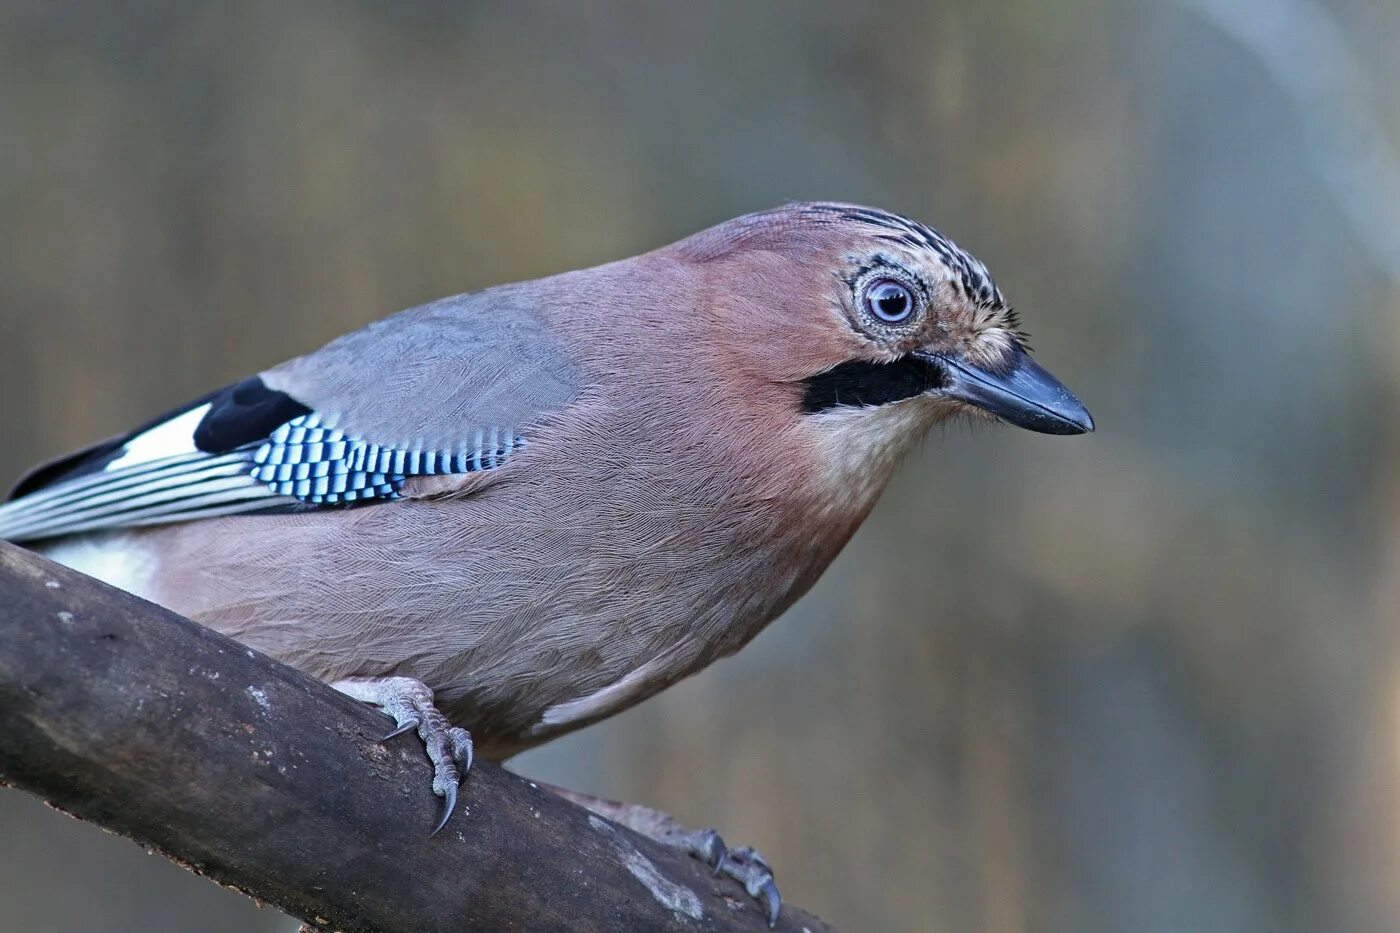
[193,377,311,454]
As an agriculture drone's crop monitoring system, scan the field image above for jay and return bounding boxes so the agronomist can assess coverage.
[0,202,1091,925]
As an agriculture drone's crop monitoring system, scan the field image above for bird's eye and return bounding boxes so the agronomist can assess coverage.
[864,278,915,323]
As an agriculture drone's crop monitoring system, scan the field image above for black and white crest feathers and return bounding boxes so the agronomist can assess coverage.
[805,204,1007,310]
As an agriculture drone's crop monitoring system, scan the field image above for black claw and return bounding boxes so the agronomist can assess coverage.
[707,832,729,876]
[431,781,458,836]
[382,718,420,741]
[760,879,781,929]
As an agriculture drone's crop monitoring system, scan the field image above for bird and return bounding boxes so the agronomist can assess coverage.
[0,202,1092,926]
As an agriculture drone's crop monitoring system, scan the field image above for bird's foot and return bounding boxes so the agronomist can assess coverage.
[544,785,781,928]
[714,846,780,926]
[331,676,473,834]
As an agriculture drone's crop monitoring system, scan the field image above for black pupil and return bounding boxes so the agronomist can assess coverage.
[872,282,910,320]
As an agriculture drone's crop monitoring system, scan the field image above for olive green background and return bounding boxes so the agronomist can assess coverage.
[3,2,1400,931]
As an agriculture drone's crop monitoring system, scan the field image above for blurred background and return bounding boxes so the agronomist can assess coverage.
[2,1,1399,930]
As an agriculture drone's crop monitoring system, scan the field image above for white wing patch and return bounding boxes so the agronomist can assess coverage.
[103,403,211,472]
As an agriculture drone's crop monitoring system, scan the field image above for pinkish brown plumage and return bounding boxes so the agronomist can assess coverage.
[0,203,1092,922]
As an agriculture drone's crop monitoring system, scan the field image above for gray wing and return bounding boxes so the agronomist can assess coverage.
[0,291,580,541]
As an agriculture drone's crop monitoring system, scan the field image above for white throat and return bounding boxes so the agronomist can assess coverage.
[805,397,940,501]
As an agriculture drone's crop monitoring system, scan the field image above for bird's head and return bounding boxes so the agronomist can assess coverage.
[669,202,1093,485]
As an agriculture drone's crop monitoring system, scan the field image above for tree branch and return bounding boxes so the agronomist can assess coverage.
[0,542,835,933]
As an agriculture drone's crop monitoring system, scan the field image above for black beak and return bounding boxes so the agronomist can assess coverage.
[922,346,1094,435]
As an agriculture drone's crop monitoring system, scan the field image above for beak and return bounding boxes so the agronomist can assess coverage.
[921,345,1095,435]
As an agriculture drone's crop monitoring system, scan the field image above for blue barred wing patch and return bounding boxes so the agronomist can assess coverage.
[251,412,523,505]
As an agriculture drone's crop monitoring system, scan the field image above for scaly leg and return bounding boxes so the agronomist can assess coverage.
[332,676,473,834]
[544,784,781,928]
